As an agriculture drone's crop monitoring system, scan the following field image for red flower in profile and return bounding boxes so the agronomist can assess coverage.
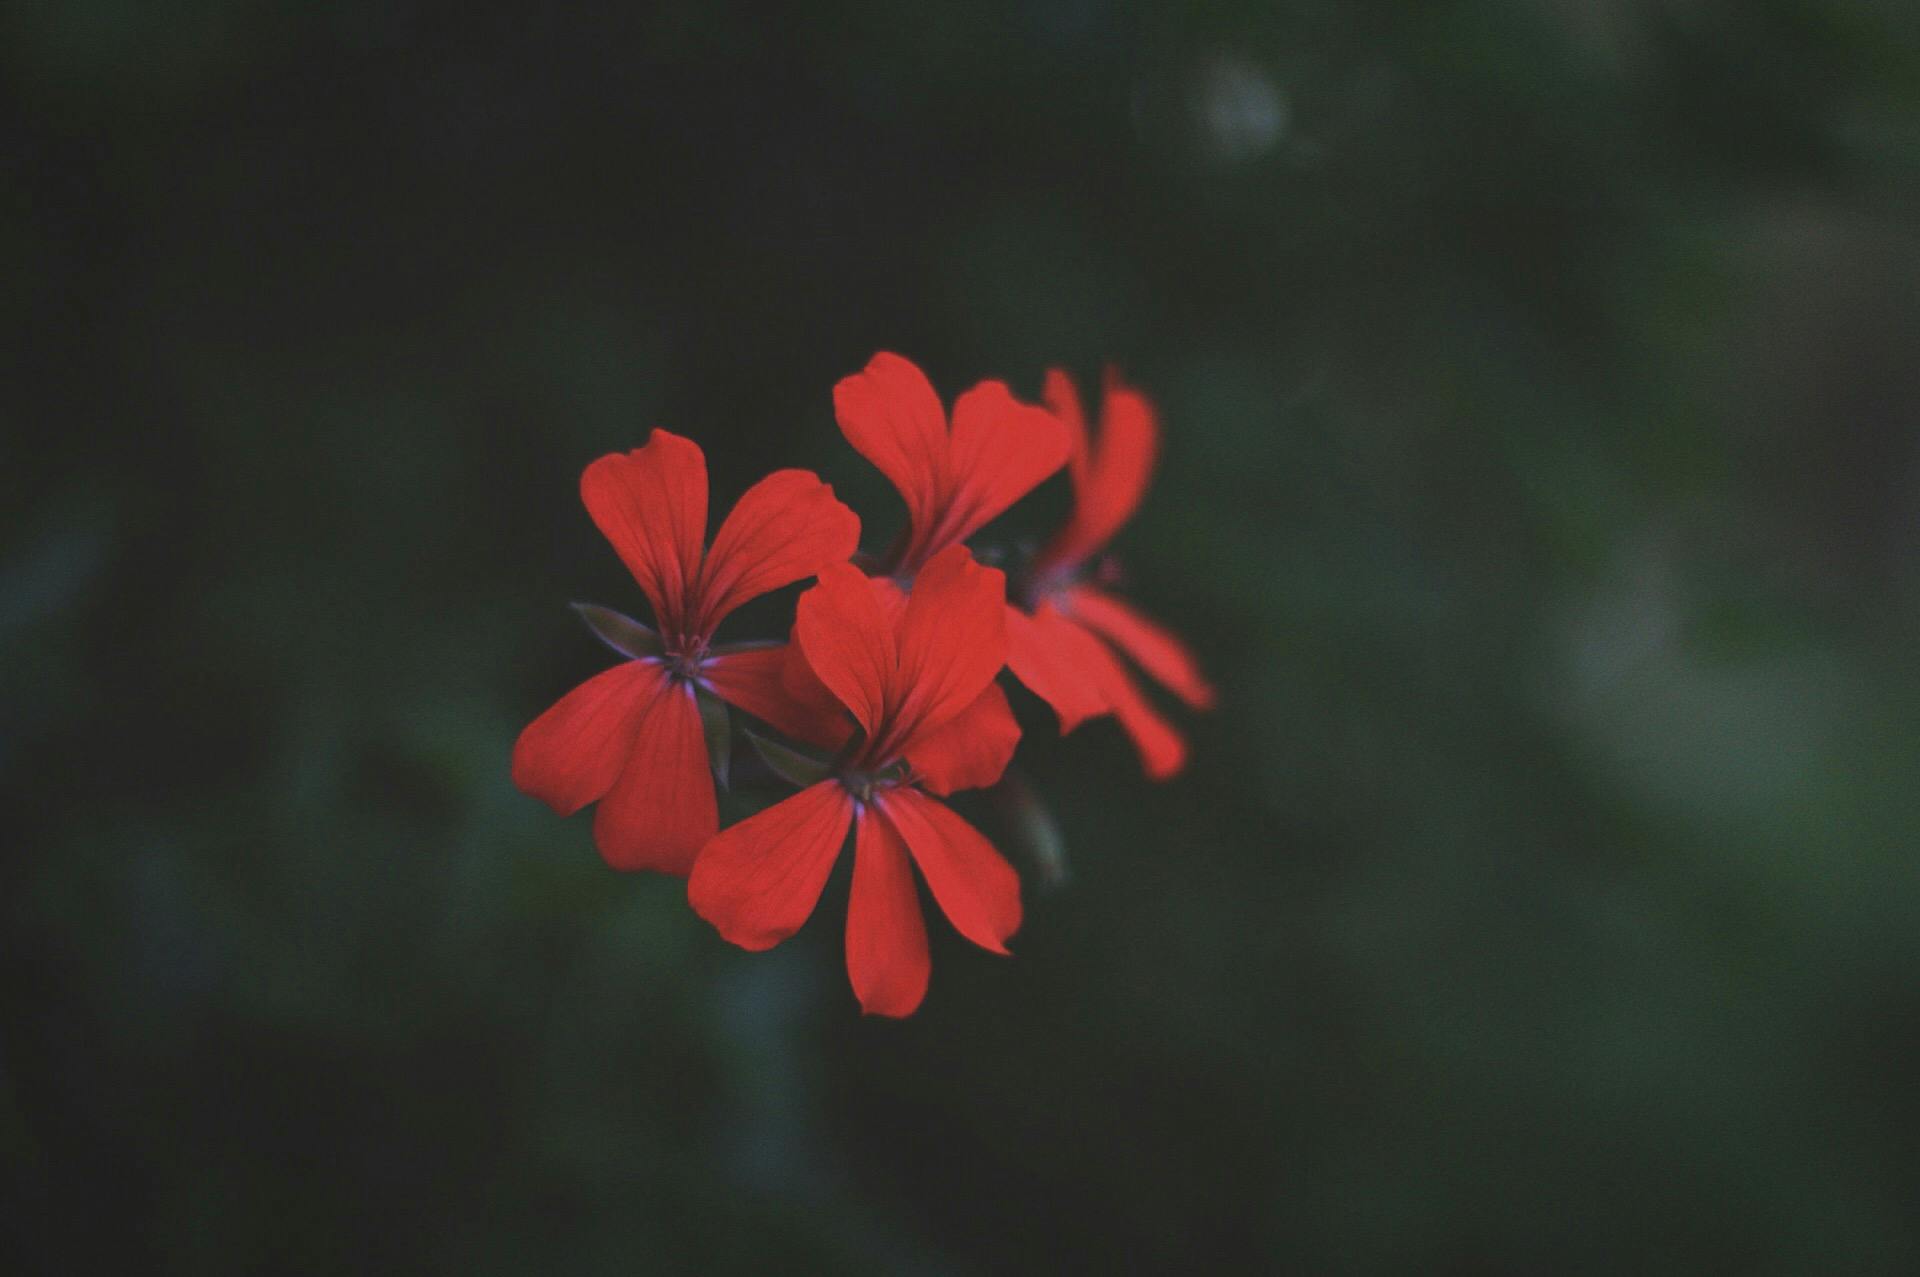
[687,545,1024,1017]
[1005,369,1215,778]
[512,430,860,873]
[835,352,1069,575]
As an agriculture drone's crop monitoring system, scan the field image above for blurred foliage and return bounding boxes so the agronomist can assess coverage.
[6,0,1920,1272]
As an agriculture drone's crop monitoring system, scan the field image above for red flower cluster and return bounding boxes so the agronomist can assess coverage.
[514,353,1211,1015]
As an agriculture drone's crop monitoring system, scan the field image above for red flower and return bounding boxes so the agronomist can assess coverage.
[835,351,1069,575]
[512,430,860,873]
[1005,369,1215,778]
[687,544,1024,1017]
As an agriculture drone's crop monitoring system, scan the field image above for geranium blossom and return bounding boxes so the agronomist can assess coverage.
[513,356,1216,1018]
[1005,369,1215,778]
[834,351,1069,575]
[687,545,1024,1017]
[512,430,859,873]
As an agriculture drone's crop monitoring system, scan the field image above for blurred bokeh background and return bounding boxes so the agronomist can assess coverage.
[7,1,1920,1271]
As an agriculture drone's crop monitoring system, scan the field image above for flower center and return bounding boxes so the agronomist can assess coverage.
[664,644,707,683]
[836,765,907,804]
[1018,552,1123,611]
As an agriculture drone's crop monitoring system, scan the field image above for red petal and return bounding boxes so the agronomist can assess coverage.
[591,678,717,874]
[1003,601,1108,734]
[845,806,930,1017]
[781,638,857,732]
[834,352,948,555]
[905,681,1021,796]
[910,380,1068,567]
[687,780,854,950]
[579,431,708,637]
[889,544,1008,757]
[1066,585,1215,710]
[511,660,665,816]
[877,787,1022,955]
[1042,366,1091,490]
[1037,370,1159,573]
[794,562,897,738]
[701,644,852,750]
[1087,636,1188,780]
[866,574,911,626]
[694,469,860,633]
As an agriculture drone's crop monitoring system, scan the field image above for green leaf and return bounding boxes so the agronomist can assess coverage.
[572,602,661,659]
[992,771,1070,890]
[697,690,731,791]
[743,729,831,790]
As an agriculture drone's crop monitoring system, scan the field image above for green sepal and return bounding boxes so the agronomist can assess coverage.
[571,602,661,660]
[697,690,732,791]
[744,729,832,790]
[992,772,1070,890]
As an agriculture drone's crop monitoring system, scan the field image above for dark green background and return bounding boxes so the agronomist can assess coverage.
[8,2,1920,1272]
